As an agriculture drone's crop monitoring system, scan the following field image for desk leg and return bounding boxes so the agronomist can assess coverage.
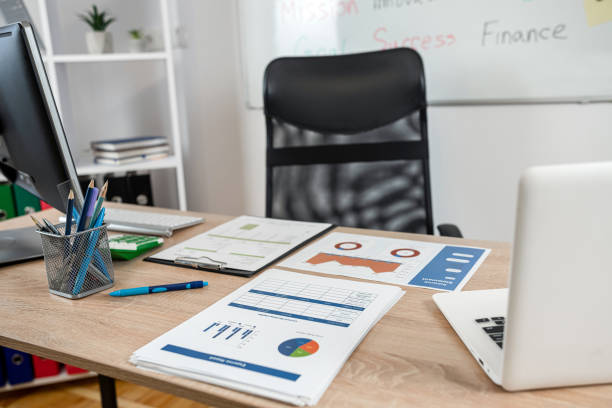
[98,374,118,408]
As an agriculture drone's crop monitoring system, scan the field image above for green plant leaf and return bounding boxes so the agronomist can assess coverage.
[79,4,114,31]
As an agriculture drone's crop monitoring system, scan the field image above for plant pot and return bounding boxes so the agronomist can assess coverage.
[85,31,113,54]
[128,38,145,53]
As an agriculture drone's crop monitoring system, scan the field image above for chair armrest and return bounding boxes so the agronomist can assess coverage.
[436,223,463,238]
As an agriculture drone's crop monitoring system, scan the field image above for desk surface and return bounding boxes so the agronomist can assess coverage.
[1,205,610,408]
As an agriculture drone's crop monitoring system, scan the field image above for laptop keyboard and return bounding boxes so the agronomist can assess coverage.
[475,316,505,348]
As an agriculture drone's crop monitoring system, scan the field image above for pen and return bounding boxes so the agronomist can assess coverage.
[109,281,208,297]
[72,207,108,294]
[42,218,61,235]
[90,180,107,229]
[30,215,48,232]
[76,180,98,232]
[65,189,74,235]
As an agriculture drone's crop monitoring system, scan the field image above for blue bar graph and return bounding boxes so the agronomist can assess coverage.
[226,327,241,340]
[213,325,230,338]
[203,322,219,332]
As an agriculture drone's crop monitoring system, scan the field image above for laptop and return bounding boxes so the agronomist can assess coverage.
[433,161,612,391]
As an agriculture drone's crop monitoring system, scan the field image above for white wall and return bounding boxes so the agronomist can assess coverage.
[178,1,612,242]
[175,0,246,215]
[430,104,612,241]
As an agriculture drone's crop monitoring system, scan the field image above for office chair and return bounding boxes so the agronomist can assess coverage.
[263,48,461,237]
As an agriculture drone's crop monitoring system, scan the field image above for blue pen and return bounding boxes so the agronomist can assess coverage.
[72,208,107,294]
[76,180,98,232]
[109,281,208,297]
[91,208,110,280]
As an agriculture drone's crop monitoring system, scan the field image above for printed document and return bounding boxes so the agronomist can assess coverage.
[130,269,404,406]
[147,216,331,273]
[278,232,490,291]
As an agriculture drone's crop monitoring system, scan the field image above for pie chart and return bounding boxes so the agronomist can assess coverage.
[278,338,319,357]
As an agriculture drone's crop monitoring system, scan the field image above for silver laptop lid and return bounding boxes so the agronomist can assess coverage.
[503,161,612,390]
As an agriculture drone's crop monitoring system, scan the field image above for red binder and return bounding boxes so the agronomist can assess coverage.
[65,364,88,374]
[32,356,60,378]
[40,200,52,210]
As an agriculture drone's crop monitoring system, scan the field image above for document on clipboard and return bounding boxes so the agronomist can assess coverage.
[144,216,334,276]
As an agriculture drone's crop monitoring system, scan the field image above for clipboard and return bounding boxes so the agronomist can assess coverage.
[144,216,334,277]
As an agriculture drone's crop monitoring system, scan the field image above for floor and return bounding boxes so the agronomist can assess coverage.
[0,379,211,408]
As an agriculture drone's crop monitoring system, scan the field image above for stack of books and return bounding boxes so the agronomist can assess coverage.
[91,136,169,165]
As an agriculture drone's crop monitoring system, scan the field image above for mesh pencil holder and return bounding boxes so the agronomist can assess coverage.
[37,223,114,299]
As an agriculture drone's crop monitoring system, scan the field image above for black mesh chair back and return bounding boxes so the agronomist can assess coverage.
[264,48,433,234]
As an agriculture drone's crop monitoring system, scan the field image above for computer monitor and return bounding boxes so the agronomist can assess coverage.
[0,21,83,265]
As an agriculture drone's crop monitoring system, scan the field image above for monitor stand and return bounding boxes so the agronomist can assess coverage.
[0,226,43,266]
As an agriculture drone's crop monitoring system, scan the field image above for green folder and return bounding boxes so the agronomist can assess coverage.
[12,185,41,216]
[0,184,16,221]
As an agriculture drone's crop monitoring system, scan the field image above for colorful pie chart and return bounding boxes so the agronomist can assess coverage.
[278,338,319,357]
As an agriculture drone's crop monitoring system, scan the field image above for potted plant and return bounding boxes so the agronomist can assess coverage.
[128,29,145,53]
[79,5,115,54]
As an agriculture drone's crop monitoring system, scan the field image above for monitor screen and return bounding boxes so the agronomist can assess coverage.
[0,21,82,212]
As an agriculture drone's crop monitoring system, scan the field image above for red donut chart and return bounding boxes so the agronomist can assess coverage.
[390,248,420,258]
[334,242,362,250]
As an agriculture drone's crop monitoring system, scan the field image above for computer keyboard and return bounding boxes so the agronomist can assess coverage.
[104,208,203,237]
[475,316,505,349]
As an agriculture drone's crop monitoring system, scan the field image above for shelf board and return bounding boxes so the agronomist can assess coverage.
[76,155,179,175]
[50,52,168,63]
[0,369,95,393]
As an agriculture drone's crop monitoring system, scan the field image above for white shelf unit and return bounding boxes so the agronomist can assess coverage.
[0,369,95,393]
[51,52,168,63]
[34,0,187,210]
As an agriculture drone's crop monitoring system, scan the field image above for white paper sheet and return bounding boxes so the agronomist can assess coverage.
[278,232,490,291]
[148,216,331,272]
[130,269,404,406]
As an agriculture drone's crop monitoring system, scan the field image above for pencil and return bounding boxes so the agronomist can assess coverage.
[30,215,47,232]
[66,190,74,235]
[90,180,108,229]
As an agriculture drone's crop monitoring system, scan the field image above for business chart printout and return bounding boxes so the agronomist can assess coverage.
[278,232,490,291]
[130,269,404,406]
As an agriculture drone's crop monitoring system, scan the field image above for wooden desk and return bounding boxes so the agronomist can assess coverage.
[0,205,610,408]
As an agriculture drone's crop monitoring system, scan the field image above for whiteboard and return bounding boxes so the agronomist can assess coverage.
[238,0,612,108]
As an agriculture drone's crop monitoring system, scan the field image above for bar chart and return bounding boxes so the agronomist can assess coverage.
[202,320,259,349]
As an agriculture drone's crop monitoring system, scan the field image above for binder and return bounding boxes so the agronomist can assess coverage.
[145,216,334,277]
[125,174,154,206]
[104,173,154,206]
[65,364,88,375]
[105,175,128,204]
[0,183,16,221]
[13,184,41,215]
[32,355,60,378]
[2,347,34,385]
[0,347,5,386]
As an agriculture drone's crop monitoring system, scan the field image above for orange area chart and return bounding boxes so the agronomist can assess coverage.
[306,253,401,274]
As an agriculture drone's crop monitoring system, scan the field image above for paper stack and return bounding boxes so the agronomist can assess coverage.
[130,269,404,406]
[91,136,169,165]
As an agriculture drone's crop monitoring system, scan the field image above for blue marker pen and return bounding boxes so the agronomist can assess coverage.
[109,281,207,297]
